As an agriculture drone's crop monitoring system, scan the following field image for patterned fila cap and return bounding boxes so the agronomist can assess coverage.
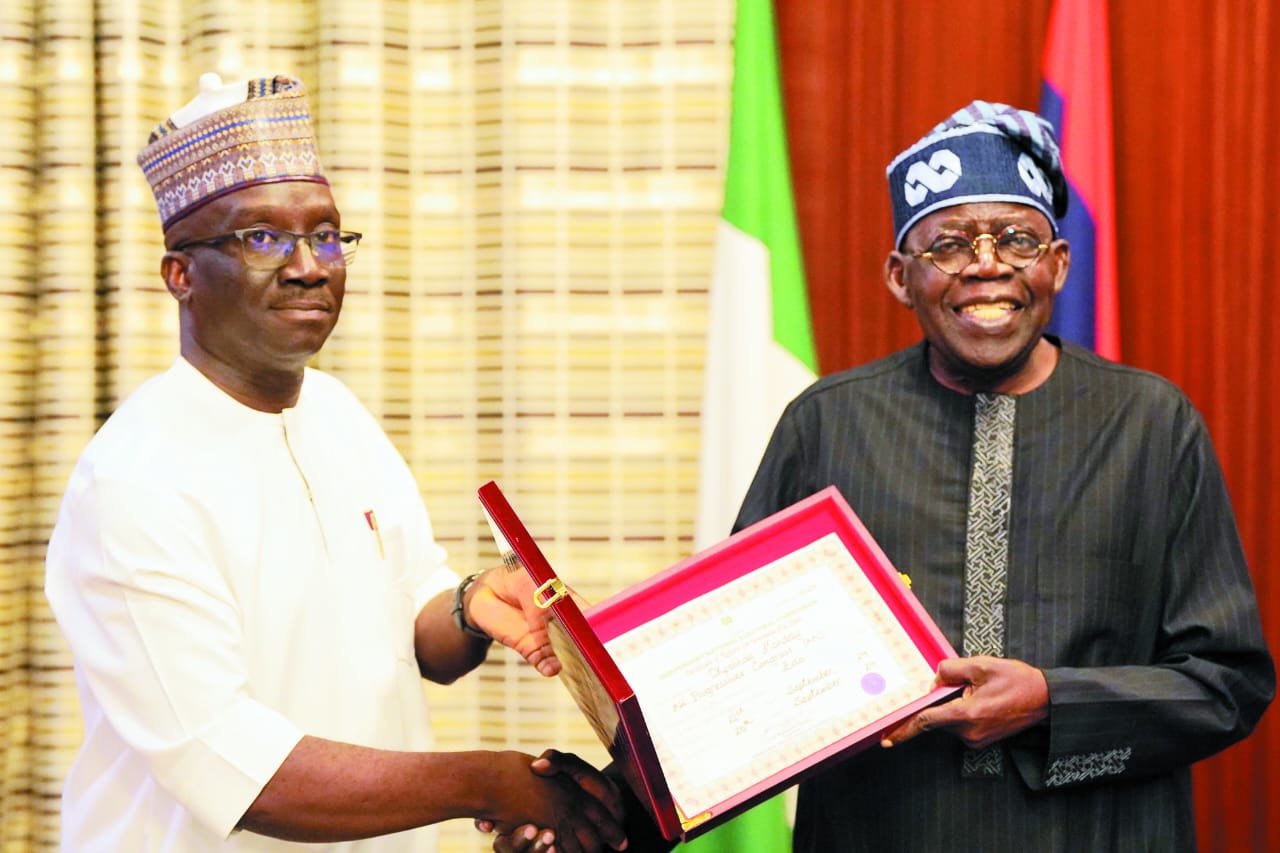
[886,100,1068,249]
[137,73,328,229]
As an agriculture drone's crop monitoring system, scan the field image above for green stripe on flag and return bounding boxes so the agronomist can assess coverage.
[680,1,812,850]
[721,0,817,376]
[677,797,793,852]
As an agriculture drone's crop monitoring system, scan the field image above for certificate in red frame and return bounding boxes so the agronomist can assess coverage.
[478,481,959,842]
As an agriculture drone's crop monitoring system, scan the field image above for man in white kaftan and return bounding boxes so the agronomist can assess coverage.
[43,72,627,853]
[46,360,453,851]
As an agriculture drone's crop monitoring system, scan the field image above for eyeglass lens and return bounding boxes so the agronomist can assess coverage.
[240,229,355,269]
[922,230,1044,274]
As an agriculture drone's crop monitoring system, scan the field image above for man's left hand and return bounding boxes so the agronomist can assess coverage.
[465,568,588,677]
[879,655,1049,750]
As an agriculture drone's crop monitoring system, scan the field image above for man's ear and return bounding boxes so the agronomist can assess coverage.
[884,251,914,309]
[1050,239,1071,295]
[161,252,192,301]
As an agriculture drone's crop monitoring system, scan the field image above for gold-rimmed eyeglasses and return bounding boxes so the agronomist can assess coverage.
[910,226,1048,276]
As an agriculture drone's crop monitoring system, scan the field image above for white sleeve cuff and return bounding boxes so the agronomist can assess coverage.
[164,695,305,838]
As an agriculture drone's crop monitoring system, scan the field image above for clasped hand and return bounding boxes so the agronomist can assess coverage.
[481,750,628,853]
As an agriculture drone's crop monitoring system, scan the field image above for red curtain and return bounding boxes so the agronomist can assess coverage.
[775,2,1279,849]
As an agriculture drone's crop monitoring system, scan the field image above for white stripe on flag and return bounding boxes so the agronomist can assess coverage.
[696,220,817,550]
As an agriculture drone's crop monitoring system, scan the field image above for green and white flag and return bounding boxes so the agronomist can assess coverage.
[683,0,817,850]
[694,0,818,555]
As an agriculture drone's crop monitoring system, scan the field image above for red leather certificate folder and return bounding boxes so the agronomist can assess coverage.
[477,481,960,842]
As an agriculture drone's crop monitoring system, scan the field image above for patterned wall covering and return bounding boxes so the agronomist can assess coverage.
[0,1,733,849]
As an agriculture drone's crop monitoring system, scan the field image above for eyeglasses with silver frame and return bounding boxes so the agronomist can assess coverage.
[910,226,1048,276]
[174,228,362,271]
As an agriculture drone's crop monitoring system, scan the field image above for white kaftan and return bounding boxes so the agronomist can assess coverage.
[45,357,459,851]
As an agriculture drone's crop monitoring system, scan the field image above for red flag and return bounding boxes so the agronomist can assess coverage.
[1039,0,1119,359]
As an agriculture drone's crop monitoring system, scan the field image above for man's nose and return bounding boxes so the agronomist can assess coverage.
[970,234,1002,274]
[279,237,328,284]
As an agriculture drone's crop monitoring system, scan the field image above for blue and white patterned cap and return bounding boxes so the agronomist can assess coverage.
[886,100,1068,248]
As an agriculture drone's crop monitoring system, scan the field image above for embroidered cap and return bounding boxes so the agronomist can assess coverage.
[137,73,328,229]
[886,100,1068,248]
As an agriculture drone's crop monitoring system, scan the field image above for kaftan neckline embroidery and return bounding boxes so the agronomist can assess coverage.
[281,415,329,556]
[961,392,1015,778]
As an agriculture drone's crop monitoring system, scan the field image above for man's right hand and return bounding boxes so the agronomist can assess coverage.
[489,824,556,853]
[878,655,1049,750]
[484,750,627,853]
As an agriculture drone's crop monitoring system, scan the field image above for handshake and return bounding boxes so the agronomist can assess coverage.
[472,750,669,853]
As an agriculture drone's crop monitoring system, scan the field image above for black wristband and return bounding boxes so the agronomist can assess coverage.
[451,573,492,640]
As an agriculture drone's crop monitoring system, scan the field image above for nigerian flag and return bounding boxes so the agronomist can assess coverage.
[693,0,818,556]
[683,0,816,849]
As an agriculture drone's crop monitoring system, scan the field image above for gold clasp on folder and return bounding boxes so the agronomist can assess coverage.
[677,806,714,832]
[534,577,568,609]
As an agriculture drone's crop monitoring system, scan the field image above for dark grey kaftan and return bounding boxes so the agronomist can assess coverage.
[735,340,1274,853]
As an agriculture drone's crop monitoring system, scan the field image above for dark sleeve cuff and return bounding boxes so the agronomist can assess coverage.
[603,762,677,853]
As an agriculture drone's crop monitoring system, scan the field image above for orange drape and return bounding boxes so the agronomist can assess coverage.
[776,2,1279,850]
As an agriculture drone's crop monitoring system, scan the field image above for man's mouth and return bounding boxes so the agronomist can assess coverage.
[957,300,1019,321]
[274,302,330,313]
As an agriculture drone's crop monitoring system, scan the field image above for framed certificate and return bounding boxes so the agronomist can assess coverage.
[478,482,960,842]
